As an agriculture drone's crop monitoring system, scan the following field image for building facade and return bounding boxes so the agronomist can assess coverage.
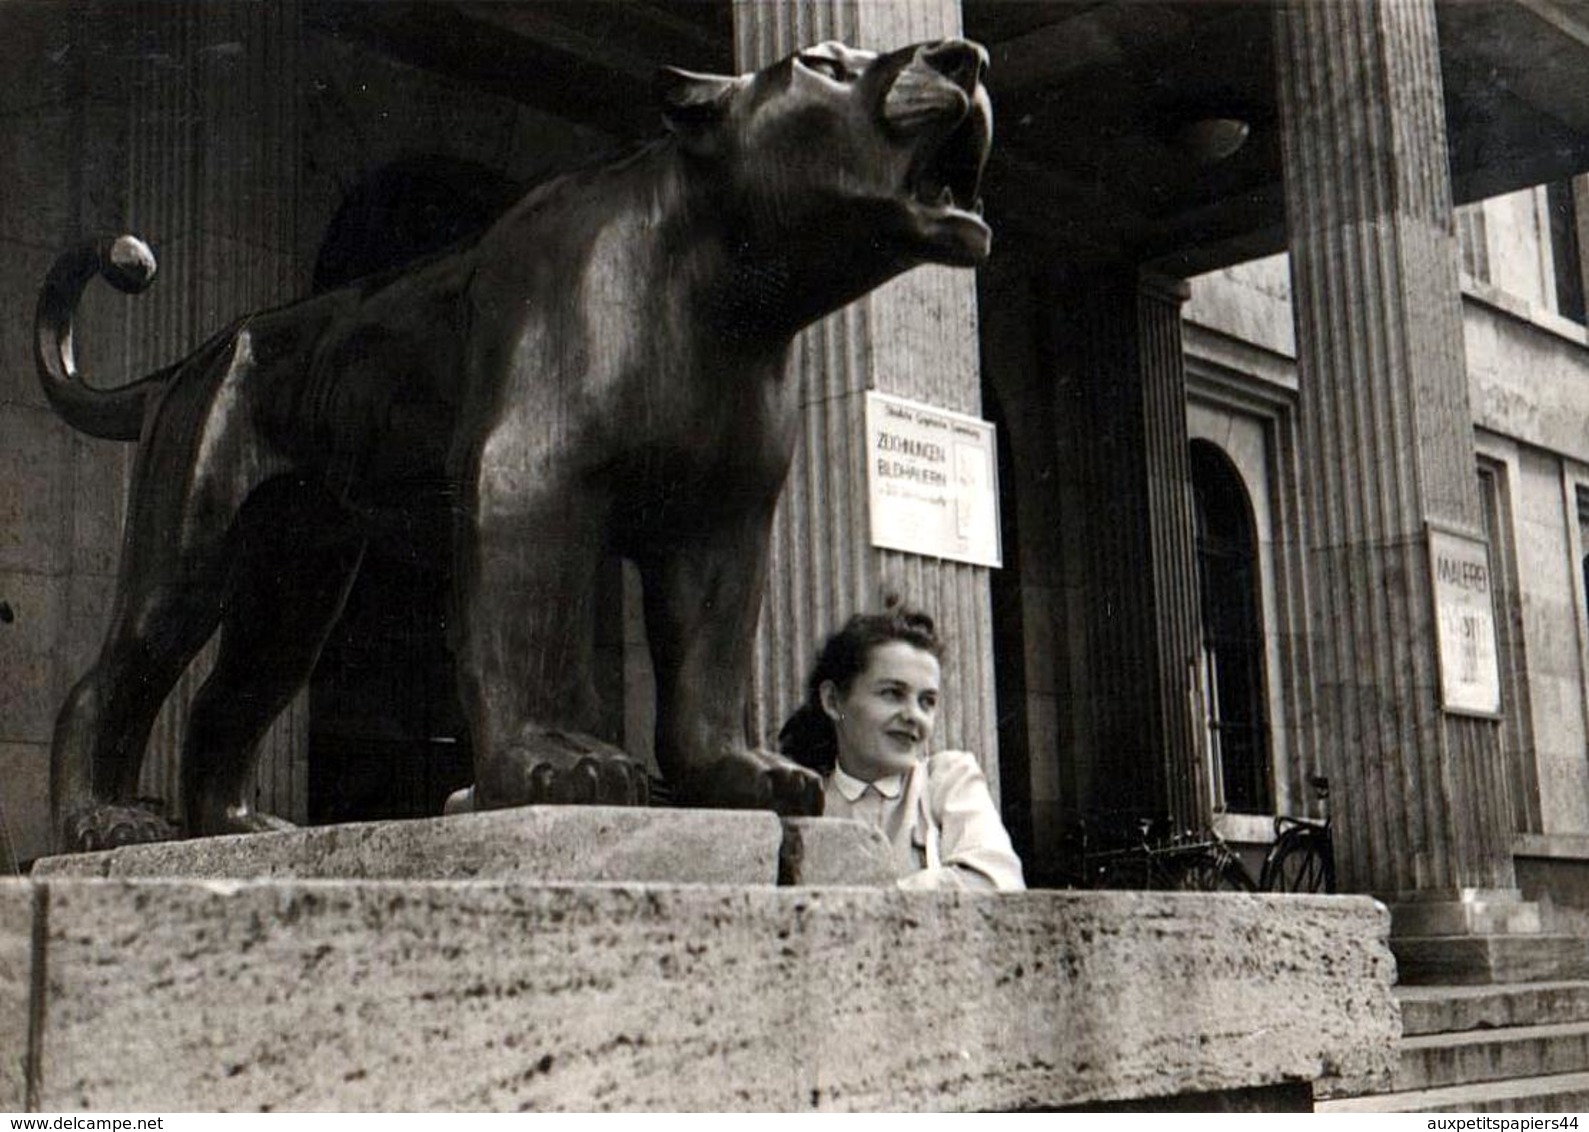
[3,0,1589,975]
[1178,187,1589,929]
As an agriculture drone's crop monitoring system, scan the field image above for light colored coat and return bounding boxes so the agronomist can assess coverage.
[824,749,1025,891]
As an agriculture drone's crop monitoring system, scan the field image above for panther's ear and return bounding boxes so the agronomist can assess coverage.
[656,66,738,138]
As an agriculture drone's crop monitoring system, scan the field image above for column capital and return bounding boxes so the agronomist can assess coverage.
[1138,272,1191,306]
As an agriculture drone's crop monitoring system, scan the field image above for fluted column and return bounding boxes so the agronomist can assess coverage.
[122,2,306,823]
[1274,0,1516,902]
[733,0,998,796]
[1063,270,1206,829]
[1141,277,1207,829]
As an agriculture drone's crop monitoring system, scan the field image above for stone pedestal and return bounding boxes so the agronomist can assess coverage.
[2,810,1399,1111]
[30,807,897,888]
[1273,0,1549,981]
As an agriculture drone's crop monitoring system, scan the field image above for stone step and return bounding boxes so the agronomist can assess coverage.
[1394,934,1589,985]
[1399,981,1589,1037]
[1318,1070,1589,1113]
[1397,1020,1589,1093]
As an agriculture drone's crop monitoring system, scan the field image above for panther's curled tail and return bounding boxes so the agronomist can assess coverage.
[35,234,170,441]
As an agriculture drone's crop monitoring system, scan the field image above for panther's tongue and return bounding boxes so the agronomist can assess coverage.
[920,184,985,215]
[911,86,990,213]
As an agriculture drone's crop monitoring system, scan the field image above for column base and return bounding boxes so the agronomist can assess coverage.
[1389,889,1542,936]
[1385,889,1589,985]
[1391,934,1589,985]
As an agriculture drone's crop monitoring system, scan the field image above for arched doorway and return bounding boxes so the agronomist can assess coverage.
[1190,439,1272,815]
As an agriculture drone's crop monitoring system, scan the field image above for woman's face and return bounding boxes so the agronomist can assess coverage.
[821,640,941,782]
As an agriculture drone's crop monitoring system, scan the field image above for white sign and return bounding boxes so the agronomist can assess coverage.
[864,392,1001,568]
[1428,527,1501,716]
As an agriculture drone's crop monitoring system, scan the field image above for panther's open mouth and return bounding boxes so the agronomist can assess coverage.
[907,84,990,219]
[886,40,994,265]
[902,83,992,264]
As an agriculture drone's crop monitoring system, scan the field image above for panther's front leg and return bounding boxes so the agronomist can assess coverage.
[638,503,824,817]
[454,457,648,811]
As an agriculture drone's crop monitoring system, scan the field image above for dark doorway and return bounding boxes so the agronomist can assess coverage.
[306,156,520,824]
[984,384,1035,875]
[1190,440,1272,815]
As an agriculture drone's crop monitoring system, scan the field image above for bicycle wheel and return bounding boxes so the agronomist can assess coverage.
[1166,849,1255,892]
[1262,829,1335,893]
[1093,851,1153,890]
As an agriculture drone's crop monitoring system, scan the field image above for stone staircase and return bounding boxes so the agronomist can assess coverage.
[1320,981,1589,1112]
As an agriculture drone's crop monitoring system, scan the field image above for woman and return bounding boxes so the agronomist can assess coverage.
[780,603,1025,892]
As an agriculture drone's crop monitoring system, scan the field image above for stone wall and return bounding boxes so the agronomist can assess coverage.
[1183,195,1589,855]
[0,871,1398,1111]
[0,3,136,867]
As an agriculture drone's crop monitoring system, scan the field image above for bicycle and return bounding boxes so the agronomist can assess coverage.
[1065,812,1256,893]
[1063,776,1336,894]
[1258,775,1336,894]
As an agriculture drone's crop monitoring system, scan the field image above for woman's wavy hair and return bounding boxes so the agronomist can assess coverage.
[777,597,945,775]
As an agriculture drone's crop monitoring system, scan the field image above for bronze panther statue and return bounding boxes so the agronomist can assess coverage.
[34,38,993,852]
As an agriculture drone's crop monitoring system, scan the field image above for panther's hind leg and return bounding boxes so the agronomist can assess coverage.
[182,485,366,837]
[52,337,274,853]
[52,548,228,852]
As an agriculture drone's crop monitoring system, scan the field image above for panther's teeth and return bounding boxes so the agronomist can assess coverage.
[937,184,955,207]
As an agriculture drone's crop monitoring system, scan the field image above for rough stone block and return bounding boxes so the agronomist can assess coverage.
[0,6,76,116]
[0,106,72,247]
[0,880,33,1110]
[778,817,894,886]
[73,102,132,242]
[27,881,1398,1111]
[0,741,52,867]
[0,571,66,745]
[0,406,68,575]
[0,242,56,409]
[31,807,785,886]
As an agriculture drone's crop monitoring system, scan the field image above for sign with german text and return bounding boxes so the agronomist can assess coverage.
[1428,526,1501,716]
[864,391,1001,568]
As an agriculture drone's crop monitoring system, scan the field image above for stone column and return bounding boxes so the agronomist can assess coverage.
[733,0,999,796]
[117,2,307,823]
[1061,270,1207,829]
[1275,1,1539,963]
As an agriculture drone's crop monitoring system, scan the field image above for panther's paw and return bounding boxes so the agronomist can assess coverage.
[60,803,178,853]
[673,749,824,817]
[478,727,649,808]
[200,807,296,837]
